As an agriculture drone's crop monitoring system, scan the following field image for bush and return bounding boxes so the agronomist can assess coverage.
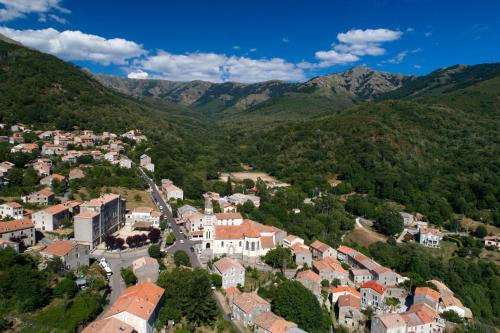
[53,277,78,298]
[441,310,463,323]
[210,274,222,288]
[148,228,161,243]
[473,225,488,238]
[165,232,176,245]
[148,244,162,259]
[120,267,137,286]
[174,250,191,267]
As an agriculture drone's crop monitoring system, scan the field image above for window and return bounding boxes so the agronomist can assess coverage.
[221,241,224,247]
[246,241,249,250]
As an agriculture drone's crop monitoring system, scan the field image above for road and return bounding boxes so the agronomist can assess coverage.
[137,166,201,268]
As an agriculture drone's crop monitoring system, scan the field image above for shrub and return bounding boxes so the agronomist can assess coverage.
[120,267,137,286]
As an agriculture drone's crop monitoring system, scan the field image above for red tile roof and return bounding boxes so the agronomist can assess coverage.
[361,281,386,295]
[415,287,440,301]
[215,219,261,239]
[0,218,34,233]
[233,293,270,313]
[104,281,164,320]
[254,312,297,333]
[338,294,361,309]
[310,240,332,253]
[331,285,361,298]
[296,269,321,283]
[216,212,243,220]
[39,204,69,216]
[42,240,77,257]
[337,245,356,255]
[214,257,244,274]
[82,317,135,333]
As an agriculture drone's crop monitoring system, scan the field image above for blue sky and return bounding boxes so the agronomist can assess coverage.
[0,0,499,82]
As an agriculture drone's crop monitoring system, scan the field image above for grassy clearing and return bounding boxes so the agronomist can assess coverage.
[244,268,274,292]
[461,217,500,236]
[344,223,387,247]
[74,186,155,210]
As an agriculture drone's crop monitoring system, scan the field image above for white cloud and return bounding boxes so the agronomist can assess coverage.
[232,45,240,50]
[413,64,421,69]
[384,50,408,64]
[313,28,403,67]
[282,37,289,43]
[0,27,146,65]
[424,31,432,37]
[127,69,149,79]
[249,48,257,52]
[133,51,305,83]
[0,0,69,22]
[406,27,415,32]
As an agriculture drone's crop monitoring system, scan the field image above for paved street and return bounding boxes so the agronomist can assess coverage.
[137,166,201,267]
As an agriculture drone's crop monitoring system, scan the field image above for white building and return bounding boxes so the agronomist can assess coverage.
[0,202,23,220]
[161,179,183,201]
[227,193,260,207]
[418,227,443,248]
[213,256,245,289]
[125,206,161,230]
[32,204,70,231]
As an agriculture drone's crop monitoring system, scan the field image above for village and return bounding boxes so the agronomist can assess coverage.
[0,122,496,333]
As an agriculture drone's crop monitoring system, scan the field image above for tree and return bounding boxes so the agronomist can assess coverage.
[375,208,404,236]
[45,257,64,275]
[265,280,324,333]
[174,250,190,267]
[321,279,330,288]
[148,244,162,259]
[120,267,137,286]
[134,194,142,202]
[165,232,175,246]
[210,273,222,288]
[53,276,78,298]
[385,297,400,313]
[243,178,255,189]
[148,228,161,243]
[224,176,232,196]
[104,235,117,249]
[473,225,487,238]
[263,247,294,273]
[440,310,463,323]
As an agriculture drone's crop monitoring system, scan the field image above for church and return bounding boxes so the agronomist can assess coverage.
[195,201,287,262]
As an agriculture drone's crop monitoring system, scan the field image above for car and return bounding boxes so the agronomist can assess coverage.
[190,246,194,252]
[24,247,33,253]
[180,240,184,244]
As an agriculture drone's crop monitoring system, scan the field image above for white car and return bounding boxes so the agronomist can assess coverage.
[180,240,184,244]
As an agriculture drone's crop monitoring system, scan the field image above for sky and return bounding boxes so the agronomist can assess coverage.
[0,0,499,83]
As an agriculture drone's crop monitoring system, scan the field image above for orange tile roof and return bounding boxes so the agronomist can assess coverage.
[338,294,361,309]
[313,257,347,274]
[104,281,164,320]
[0,218,34,233]
[233,293,270,313]
[134,206,154,213]
[361,281,386,295]
[214,257,244,274]
[39,204,69,216]
[75,210,99,219]
[408,303,438,324]
[310,240,332,253]
[2,202,22,208]
[36,188,55,197]
[42,240,77,257]
[415,287,440,301]
[51,173,66,181]
[296,269,321,283]
[254,312,297,333]
[291,243,309,254]
[216,212,243,220]
[261,235,275,249]
[215,219,261,239]
[331,285,361,298]
[132,256,159,271]
[440,294,464,308]
[428,280,453,296]
[337,245,356,255]
[82,317,135,333]
[226,286,242,296]
[377,313,406,329]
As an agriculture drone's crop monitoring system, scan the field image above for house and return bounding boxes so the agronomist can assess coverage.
[74,194,126,249]
[232,292,271,327]
[483,236,500,249]
[104,151,119,162]
[225,286,242,306]
[254,312,297,333]
[203,192,220,201]
[177,204,198,219]
[0,218,35,248]
[0,202,24,219]
[228,193,261,207]
[290,243,312,267]
[140,154,154,172]
[312,257,348,284]
[427,280,454,297]
[400,212,415,226]
[350,269,372,286]
[213,256,245,289]
[414,287,440,310]
[40,173,67,187]
[0,239,20,252]
[360,281,387,312]
[215,212,244,226]
[69,168,85,180]
[310,240,337,260]
[125,206,161,230]
[40,240,90,270]
[418,227,443,248]
[100,281,164,333]
[82,317,136,333]
[337,294,362,331]
[337,245,357,262]
[119,157,132,169]
[0,161,15,174]
[439,294,472,320]
[161,179,183,201]
[371,303,445,333]
[330,285,361,304]
[295,269,321,297]
[22,188,55,205]
[283,235,304,248]
[132,256,160,283]
[32,204,70,231]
